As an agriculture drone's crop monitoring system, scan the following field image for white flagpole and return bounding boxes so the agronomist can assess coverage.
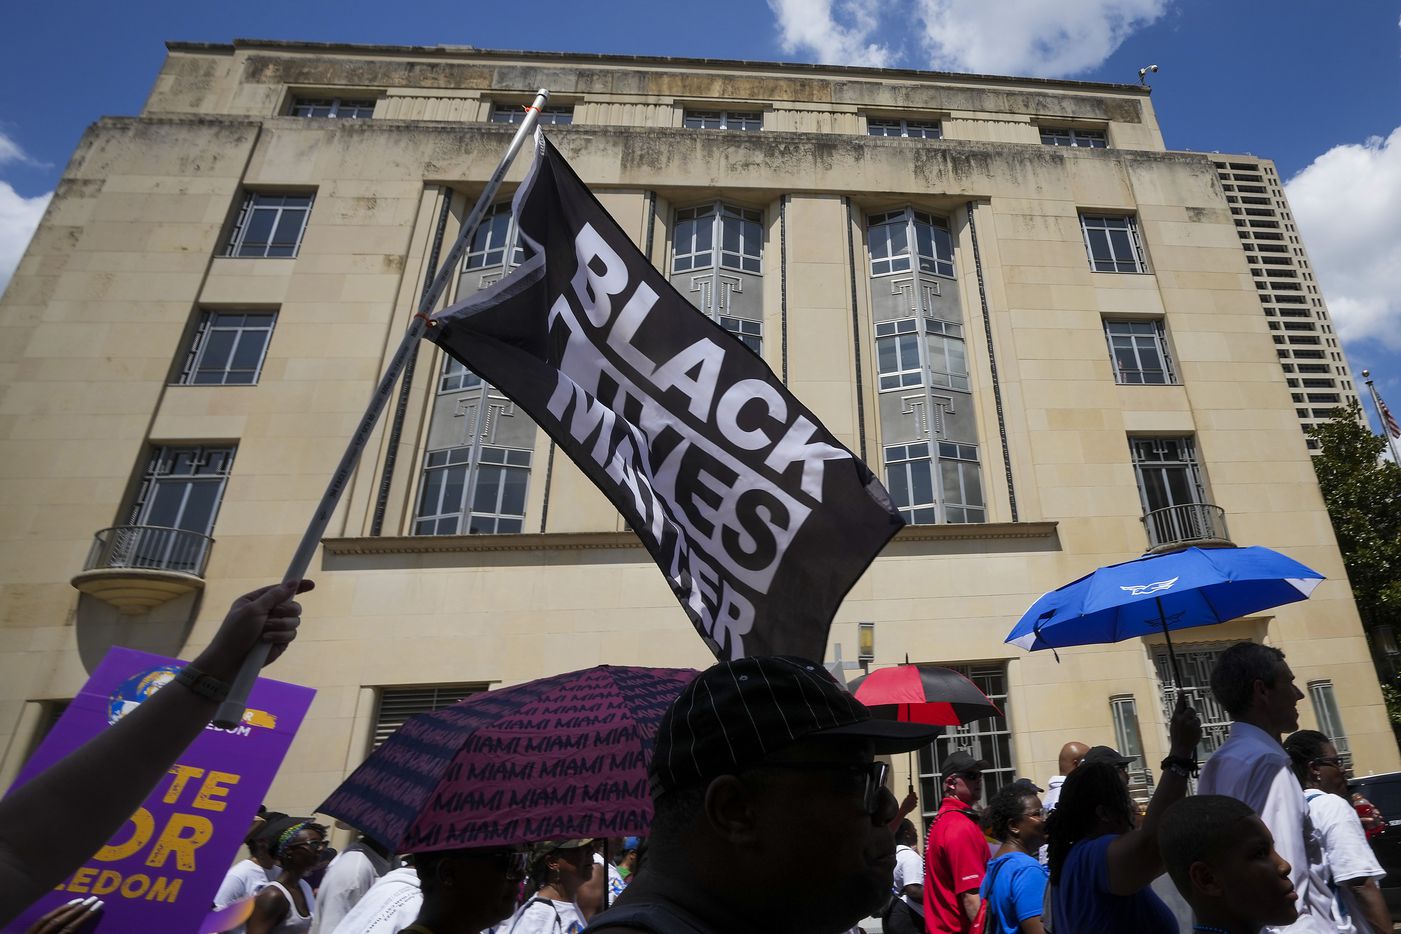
[212,90,551,729]
[1363,370,1401,468]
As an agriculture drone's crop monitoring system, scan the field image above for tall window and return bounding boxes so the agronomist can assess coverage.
[1110,694,1155,807]
[1041,127,1107,148]
[672,204,762,274]
[463,203,527,270]
[867,209,955,278]
[125,445,236,572]
[439,357,483,394]
[1308,681,1351,765]
[918,663,1013,815]
[226,193,314,258]
[177,311,276,385]
[1104,319,1176,385]
[884,442,937,525]
[489,104,573,125]
[868,118,942,139]
[937,442,985,523]
[683,110,762,131]
[291,97,376,119]
[415,446,531,535]
[1131,437,1213,548]
[1081,214,1147,273]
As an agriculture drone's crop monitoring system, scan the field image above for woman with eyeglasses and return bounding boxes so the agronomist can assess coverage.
[980,780,1049,934]
[247,818,328,934]
[1284,730,1389,934]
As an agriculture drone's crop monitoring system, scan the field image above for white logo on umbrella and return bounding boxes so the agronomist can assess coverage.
[1120,576,1179,596]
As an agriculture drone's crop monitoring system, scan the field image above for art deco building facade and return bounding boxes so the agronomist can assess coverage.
[0,40,1392,821]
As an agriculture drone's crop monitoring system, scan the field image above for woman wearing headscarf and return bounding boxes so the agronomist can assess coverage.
[247,818,328,934]
[1284,730,1389,934]
[980,780,1049,934]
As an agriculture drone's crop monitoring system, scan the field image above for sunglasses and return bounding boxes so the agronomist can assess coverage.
[1311,756,1346,770]
[757,760,891,815]
[288,839,328,852]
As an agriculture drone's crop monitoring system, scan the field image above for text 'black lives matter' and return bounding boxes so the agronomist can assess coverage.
[426,134,903,660]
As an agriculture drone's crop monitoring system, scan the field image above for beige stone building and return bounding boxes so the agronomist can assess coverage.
[0,39,1392,825]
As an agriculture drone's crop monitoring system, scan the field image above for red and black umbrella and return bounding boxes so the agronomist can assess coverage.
[848,665,1001,726]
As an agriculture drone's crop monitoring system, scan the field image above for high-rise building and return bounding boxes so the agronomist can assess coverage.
[0,41,1392,821]
[1210,155,1358,450]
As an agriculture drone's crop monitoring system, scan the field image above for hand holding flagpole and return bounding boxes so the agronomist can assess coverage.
[212,90,551,729]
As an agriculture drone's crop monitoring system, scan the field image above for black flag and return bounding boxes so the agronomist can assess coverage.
[426,134,903,660]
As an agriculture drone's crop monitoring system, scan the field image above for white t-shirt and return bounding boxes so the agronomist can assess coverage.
[330,867,422,934]
[1304,789,1386,934]
[311,847,390,934]
[593,852,627,904]
[1042,775,1067,814]
[214,859,278,934]
[500,897,586,934]
[893,843,925,916]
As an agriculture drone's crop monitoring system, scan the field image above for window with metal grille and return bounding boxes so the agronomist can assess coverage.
[177,311,276,385]
[917,663,1013,817]
[1081,214,1147,273]
[489,104,573,125]
[868,118,942,139]
[414,445,531,536]
[1153,644,1233,765]
[1130,436,1205,516]
[1104,319,1176,385]
[122,446,235,572]
[463,202,528,270]
[672,204,762,274]
[439,356,484,394]
[371,684,485,750]
[291,97,376,119]
[682,110,762,131]
[226,192,314,258]
[867,209,955,278]
[1041,127,1107,148]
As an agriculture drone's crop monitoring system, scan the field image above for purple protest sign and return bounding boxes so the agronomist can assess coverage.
[3,647,314,934]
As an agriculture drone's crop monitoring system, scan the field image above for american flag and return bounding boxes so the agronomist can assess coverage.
[1378,392,1401,439]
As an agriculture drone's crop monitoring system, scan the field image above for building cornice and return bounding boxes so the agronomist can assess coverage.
[162,38,1150,96]
[321,521,1060,557]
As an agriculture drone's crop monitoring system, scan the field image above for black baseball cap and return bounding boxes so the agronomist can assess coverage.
[650,656,940,797]
[1083,745,1137,767]
[939,750,993,781]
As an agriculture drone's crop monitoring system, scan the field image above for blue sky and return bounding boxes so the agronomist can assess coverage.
[3,0,1400,433]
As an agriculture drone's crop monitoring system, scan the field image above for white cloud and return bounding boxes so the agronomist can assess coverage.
[1285,127,1401,351]
[915,0,1171,77]
[0,181,52,296]
[768,0,895,68]
[0,129,48,170]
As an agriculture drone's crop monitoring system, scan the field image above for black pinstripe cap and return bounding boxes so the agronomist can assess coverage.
[650,656,941,796]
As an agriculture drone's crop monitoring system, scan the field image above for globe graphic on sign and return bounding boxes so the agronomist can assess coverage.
[107,665,181,725]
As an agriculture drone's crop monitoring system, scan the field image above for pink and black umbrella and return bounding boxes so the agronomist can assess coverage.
[318,664,697,853]
[847,665,1001,726]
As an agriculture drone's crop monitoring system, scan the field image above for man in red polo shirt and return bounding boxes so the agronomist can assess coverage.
[923,751,991,933]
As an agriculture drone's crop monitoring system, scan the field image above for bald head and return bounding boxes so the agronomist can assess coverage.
[1058,742,1089,776]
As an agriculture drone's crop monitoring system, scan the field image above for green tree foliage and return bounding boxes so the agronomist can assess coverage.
[1308,403,1401,720]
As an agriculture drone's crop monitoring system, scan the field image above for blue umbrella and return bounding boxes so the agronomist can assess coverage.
[1005,546,1325,690]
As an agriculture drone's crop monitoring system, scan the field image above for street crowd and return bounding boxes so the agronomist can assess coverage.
[0,583,1392,934]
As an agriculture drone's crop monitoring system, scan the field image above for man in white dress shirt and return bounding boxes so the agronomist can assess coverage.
[1197,642,1331,934]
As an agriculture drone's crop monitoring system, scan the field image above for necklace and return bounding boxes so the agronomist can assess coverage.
[1193,926,1230,934]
